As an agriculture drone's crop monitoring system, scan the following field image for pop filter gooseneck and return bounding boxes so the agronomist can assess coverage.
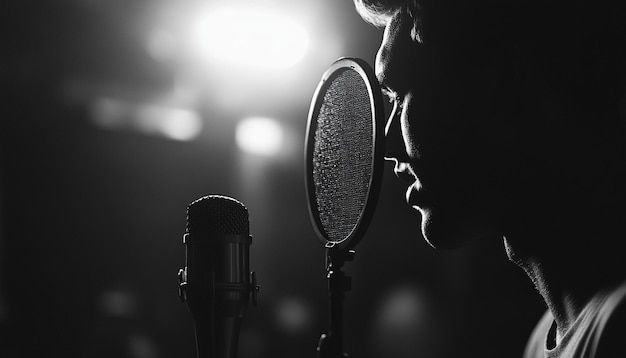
[305,58,385,358]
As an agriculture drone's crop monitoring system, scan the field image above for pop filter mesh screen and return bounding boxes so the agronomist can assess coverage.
[312,68,374,243]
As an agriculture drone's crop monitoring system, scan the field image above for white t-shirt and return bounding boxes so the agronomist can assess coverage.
[524,282,626,358]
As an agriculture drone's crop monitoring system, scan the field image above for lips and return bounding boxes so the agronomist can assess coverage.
[405,182,422,207]
[391,160,422,206]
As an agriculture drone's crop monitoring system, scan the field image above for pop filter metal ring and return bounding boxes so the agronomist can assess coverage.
[305,57,385,251]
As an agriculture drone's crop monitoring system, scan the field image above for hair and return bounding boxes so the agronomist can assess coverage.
[354,0,626,119]
[353,0,408,28]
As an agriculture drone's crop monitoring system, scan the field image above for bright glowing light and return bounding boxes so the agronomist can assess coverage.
[236,117,284,156]
[196,6,309,69]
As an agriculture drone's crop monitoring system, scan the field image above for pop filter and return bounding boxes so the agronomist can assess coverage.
[305,57,385,252]
[305,58,385,358]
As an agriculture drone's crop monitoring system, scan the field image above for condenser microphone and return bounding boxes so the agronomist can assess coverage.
[178,195,258,358]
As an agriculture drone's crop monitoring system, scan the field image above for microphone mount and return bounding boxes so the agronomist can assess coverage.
[317,246,355,358]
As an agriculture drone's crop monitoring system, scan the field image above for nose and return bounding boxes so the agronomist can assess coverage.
[383,99,408,166]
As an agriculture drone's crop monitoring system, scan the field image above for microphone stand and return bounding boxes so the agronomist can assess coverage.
[178,263,259,358]
[316,247,354,358]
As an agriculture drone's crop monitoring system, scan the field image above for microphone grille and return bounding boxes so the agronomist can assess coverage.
[186,195,249,236]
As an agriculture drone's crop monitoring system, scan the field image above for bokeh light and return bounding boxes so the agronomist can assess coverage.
[376,285,424,329]
[274,296,312,334]
[90,97,203,141]
[236,117,284,156]
[99,290,137,317]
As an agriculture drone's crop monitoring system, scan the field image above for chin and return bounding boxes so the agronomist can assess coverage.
[418,206,496,250]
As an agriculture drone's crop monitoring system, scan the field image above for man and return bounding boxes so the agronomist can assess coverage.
[354,0,626,357]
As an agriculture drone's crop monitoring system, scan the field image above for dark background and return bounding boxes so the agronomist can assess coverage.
[1,0,545,357]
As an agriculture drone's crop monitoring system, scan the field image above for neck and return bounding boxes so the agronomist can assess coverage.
[503,201,626,343]
[501,159,626,342]
[496,68,626,342]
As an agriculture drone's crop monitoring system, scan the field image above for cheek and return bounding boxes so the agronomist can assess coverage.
[401,78,497,160]
[402,84,507,191]
[399,94,455,162]
[400,103,419,158]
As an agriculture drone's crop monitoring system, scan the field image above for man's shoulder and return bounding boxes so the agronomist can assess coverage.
[594,282,626,358]
[523,310,553,358]
[523,282,626,358]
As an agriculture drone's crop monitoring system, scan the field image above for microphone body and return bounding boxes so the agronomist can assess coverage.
[180,195,257,358]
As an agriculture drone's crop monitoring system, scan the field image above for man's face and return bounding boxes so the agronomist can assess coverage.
[376,8,509,248]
